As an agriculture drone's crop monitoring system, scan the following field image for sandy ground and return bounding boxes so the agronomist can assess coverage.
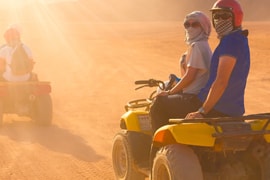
[0,1,269,180]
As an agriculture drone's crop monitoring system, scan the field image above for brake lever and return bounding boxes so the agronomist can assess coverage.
[135,85,149,90]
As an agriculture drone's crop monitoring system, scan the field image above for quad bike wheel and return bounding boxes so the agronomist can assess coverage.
[112,131,145,180]
[31,94,52,125]
[218,161,250,180]
[152,144,203,180]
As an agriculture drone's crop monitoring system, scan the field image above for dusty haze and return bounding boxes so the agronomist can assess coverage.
[0,0,269,179]
[76,0,269,21]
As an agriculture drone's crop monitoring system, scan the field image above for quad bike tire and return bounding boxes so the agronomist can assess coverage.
[112,131,145,180]
[152,144,203,180]
[31,94,52,125]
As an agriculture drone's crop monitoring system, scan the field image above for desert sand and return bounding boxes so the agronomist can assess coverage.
[0,1,269,179]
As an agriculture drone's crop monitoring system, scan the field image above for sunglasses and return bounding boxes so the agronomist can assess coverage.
[184,22,201,29]
[213,13,232,20]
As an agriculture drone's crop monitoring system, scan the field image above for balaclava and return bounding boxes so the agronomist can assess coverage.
[213,14,234,39]
[184,11,211,45]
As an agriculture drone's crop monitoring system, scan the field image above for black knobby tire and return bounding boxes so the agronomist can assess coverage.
[218,161,249,180]
[31,94,52,125]
[112,131,145,180]
[152,144,203,180]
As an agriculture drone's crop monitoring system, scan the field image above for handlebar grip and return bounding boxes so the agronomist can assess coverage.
[135,79,164,88]
[135,80,151,85]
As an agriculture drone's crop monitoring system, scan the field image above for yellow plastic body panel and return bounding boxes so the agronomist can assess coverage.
[153,118,270,147]
[121,110,151,134]
[154,123,216,147]
[249,119,270,142]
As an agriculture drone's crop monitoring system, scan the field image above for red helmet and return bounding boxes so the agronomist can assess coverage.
[210,0,243,28]
[4,27,21,42]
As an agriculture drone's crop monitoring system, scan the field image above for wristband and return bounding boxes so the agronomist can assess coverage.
[198,107,206,117]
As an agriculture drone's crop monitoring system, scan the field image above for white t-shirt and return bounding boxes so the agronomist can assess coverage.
[182,41,212,94]
[0,44,33,82]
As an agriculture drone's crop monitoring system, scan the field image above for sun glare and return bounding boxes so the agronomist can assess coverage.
[0,0,22,7]
[0,0,77,7]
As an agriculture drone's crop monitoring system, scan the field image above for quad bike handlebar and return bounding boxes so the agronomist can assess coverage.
[125,79,164,111]
[135,79,165,91]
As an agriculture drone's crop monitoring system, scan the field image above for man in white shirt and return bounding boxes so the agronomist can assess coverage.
[0,25,35,82]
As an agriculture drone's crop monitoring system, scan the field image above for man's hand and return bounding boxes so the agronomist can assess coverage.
[185,111,204,119]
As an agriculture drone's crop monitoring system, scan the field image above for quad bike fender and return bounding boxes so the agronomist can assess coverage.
[120,110,151,134]
[121,130,152,165]
[31,82,51,95]
[0,81,51,97]
[153,118,270,148]
[249,119,270,143]
[153,123,217,147]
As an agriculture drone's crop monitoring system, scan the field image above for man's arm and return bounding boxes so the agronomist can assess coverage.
[169,66,198,95]
[186,55,236,118]
[29,58,35,72]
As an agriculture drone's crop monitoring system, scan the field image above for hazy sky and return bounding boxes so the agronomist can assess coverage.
[77,0,269,22]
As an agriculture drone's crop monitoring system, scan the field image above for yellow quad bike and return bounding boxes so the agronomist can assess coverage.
[112,79,270,180]
[0,81,52,126]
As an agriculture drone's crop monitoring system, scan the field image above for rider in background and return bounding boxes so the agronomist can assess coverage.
[151,11,212,132]
[0,24,36,82]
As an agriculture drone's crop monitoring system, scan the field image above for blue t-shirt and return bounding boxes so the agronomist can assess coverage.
[198,30,250,116]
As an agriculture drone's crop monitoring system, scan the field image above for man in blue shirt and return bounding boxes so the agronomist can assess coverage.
[187,0,250,118]
[150,0,250,132]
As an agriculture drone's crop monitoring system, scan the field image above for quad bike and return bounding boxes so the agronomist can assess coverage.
[112,78,270,180]
[0,80,52,126]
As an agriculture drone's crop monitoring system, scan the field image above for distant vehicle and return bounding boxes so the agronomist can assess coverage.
[0,81,52,126]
